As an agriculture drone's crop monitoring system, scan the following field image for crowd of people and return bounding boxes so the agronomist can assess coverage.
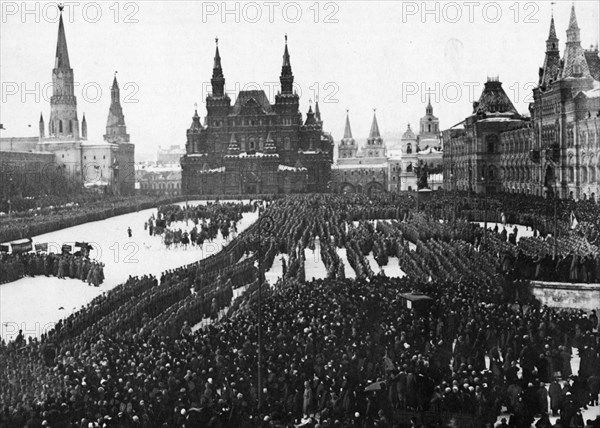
[0,193,598,428]
[0,251,104,286]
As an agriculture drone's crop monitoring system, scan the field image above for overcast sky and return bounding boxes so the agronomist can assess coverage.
[1,1,599,157]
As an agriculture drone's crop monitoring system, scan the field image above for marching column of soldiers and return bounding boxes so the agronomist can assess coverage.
[0,252,104,286]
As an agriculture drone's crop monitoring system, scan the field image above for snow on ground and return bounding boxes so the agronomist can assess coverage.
[365,253,407,278]
[0,201,258,340]
[474,222,535,242]
[382,256,406,278]
[365,253,380,274]
[336,248,356,279]
[304,237,328,281]
[265,253,288,286]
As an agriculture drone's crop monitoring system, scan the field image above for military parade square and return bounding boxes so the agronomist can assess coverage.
[1,1,600,427]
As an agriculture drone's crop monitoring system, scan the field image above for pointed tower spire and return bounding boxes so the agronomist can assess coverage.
[189,104,202,132]
[104,74,129,143]
[369,109,381,140]
[283,34,291,67]
[111,71,120,104]
[304,102,316,126]
[540,11,561,87]
[339,109,356,159]
[49,4,78,139]
[280,34,294,95]
[81,113,87,139]
[566,2,580,44]
[55,9,70,70]
[314,96,321,123]
[211,37,225,97]
[548,13,557,40]
[39,112,45,139]
[343,109,353,139]
[426,92,433,116]
[214,37,222,70]
[561,3,590,78]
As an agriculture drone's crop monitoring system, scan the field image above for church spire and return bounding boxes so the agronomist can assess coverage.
[211,37,225,97]
[426,93,433,116]
[280,34,294,95]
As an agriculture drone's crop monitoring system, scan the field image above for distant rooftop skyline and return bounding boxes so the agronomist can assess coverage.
[1,1,599,155]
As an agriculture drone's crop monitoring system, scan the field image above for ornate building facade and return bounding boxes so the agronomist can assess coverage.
[532,6,600,200]
[180,38,334,195]
[388,98,443,192]
[333,100,443,195]
[443,5,600,200]
[442,78,531,194]
[0,9,135,196]
[332,111,388,195]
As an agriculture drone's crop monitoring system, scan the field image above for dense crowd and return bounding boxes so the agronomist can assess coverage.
[0,194,598,428]
[0,252,104,286]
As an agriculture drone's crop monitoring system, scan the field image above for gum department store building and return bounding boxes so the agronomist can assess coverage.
[443,5,600,201]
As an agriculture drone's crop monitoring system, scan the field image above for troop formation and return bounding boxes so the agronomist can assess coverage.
[0,193,599,428]
[0,251,104,286]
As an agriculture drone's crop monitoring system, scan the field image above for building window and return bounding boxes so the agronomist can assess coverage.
[103,156,106,160]
[59,120,63,133]
[406,144,412,154]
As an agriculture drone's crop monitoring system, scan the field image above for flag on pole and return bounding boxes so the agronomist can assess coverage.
[570,211,578,230]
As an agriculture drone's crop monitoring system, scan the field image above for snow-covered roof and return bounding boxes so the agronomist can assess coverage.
[333,163,388,170]
[236,151,278,158]
[84,180,109,187]
[278,165,306,172]
[417,147,442,155]
[80,141,116,148]
[198,167,225,174]
[136,164,181,173]
[478,117,522,123]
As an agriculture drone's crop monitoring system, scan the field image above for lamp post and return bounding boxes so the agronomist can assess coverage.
[481,176,487,244]
[553,176,558,259]
[7,177,13,218]
[256,212,274,411]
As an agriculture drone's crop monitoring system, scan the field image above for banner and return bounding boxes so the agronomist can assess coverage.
[11,238,32,254]
[570,211,579,230]
[35,242,49,252]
